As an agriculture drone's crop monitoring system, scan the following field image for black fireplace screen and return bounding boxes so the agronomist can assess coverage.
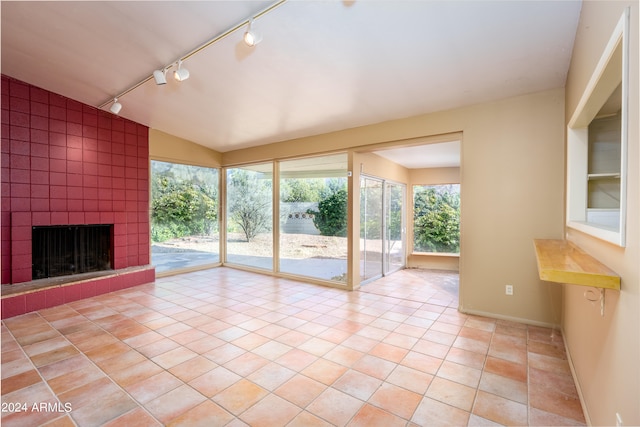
[32,224,113,280]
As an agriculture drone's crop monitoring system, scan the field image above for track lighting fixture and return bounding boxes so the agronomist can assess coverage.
[243,18,262,47]
[98,0,287,113]
[109,98,122,114]
[153,68,167,85]
[173,60,190,82]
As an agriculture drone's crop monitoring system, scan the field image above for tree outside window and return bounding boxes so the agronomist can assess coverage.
[413,184,460,253]
[227,168,272,242]
[225,164,273,270]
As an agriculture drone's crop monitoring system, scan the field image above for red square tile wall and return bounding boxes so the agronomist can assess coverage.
[1,75,151,285]
[1,294,26,318]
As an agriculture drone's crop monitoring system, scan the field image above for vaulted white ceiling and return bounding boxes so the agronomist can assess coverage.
[1,1,581,159]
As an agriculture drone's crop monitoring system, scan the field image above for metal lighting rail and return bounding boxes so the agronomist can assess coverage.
[97,0,287,110]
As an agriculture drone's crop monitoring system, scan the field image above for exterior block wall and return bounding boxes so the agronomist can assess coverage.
[1,75,151,285]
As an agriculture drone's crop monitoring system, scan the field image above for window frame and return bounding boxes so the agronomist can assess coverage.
[566,8,629,247]
[278,154,350,283]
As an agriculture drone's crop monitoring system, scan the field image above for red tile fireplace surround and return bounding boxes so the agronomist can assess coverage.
[1,76,155,319]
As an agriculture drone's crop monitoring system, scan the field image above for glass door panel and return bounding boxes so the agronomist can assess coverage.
[360,176,383,282]
[385,182,405,274]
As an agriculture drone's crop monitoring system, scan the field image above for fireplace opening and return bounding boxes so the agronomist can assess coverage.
[32,224,113,280]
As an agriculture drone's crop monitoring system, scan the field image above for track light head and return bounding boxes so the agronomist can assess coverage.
[173,60,190,82]
[243,18,262,47]
[153,69,167,85]
[109,98,122,115]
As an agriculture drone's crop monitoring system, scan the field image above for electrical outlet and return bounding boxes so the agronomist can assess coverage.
[616,413,623,427]
[505,285,514,295]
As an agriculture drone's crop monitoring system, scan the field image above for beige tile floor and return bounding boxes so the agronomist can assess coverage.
[1,268,586,426]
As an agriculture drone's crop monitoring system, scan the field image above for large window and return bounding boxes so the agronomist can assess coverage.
[150,161,219,273]
[413,184,460,254]
[279,155,348,283]
[226,164,273,270]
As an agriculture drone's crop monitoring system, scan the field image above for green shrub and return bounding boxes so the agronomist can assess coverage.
[150,165,218,243]
[308,188,348,237]
[151,222,190,243]
[413,186,460,253]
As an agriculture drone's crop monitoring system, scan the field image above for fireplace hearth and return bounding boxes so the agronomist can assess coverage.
[32,225,113,280]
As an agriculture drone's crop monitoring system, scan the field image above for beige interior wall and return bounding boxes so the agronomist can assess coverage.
[408,167,461,271]
[150,128,222,167]
[456,91,565,323]
[410,167,460,186]
[223,88,565,325]
[407,253,459,271]
[355,151,410,183]
[563,2,639,426]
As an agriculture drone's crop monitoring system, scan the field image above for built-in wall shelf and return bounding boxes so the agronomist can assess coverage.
[587,173,621,180]
[533,239,620,290]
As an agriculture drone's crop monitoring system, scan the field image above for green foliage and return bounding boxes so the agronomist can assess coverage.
[280,178,324,203]
[308,186,348,237]
[150,162,218,243]
[387,188,403,241]
[360,182,403,242]
[361,218,382,239]
[227,169,272,242]
[323,178,347,198]
[382,212,402,241]
[360,184,382,240]
[413,185,460,253]
[151,222,190,243]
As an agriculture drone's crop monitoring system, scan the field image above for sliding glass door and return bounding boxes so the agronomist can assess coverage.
[360,175,405,283]
[385,181,405,274]
[360,176,384,282]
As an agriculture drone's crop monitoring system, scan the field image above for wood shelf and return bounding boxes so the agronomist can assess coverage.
[533,239,620,290]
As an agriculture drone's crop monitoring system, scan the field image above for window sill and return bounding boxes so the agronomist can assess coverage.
[411,252,459,257]
[567,220,624,247]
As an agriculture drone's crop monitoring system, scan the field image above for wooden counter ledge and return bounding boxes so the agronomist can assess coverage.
[533,239,620,290]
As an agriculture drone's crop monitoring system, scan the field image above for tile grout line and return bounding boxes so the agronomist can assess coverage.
[2,269,584,426]
[39,301,171,426]
[2,313,75,425]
